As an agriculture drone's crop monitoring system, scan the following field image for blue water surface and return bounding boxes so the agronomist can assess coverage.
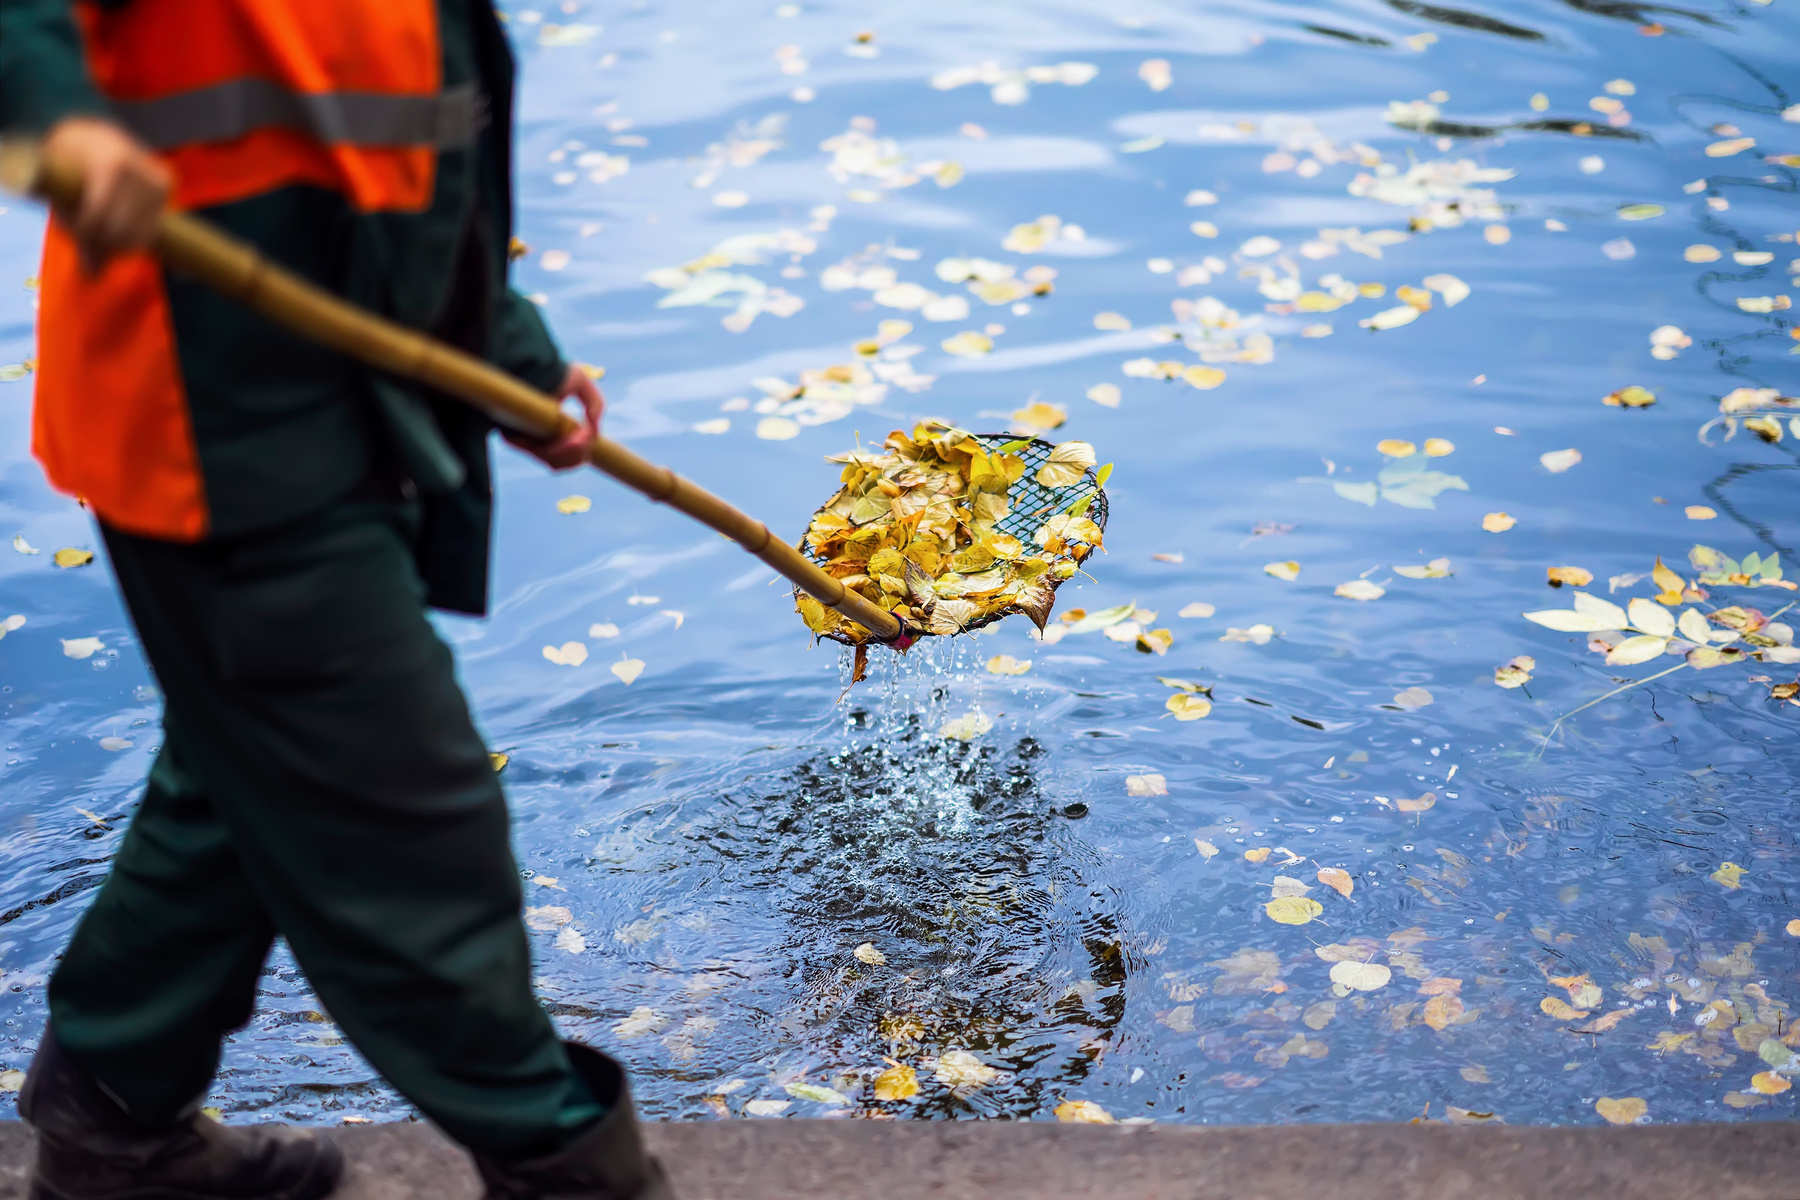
[2,0,1799,1129]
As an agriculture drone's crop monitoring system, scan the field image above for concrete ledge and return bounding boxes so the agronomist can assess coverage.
[0,1119,1795,1199]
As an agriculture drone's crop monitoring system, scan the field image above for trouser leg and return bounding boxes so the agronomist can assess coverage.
[51,499,601,1155]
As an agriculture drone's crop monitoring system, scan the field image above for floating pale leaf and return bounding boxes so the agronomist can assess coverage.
[1221,624,1275,644]
[1422,274,1469,306]
[986,654,1032,675]
[1179,602,1215,618]
[1377,439,1417,457]
[1393,687,1433,709]
[1336,580,1385,601]
[1606,635,1668,666]
[1265,561,1300,581]
[1317,867,1353,898]
[61,637,103,659]
[556,495,592,514]
[785,1082,849,1105]
[1686,506,1716,520]
[1396,793,1436,813]
[941,330,993,356]
[1494,655,1536,688]
[934,1050,999,1087]
[611,658,645,684]
[1184,365,1227,390]
[1127,773,1168,796]
[939,710,992,741]
[53,548,93,569]
[1423,438,1455,456]
[1360,305,1420,330]
[1244,847,1272,863]
[1483,512,1516,532]
[543,642,589,666]
[1547,567,1593,588]
[1751,1072,1791,1096]
[1712,861,1746,888]
[756,417,801,440]
[489,752,510,772]
[1265,896,1323,925]
[1330,961,1391,991]
[589,622,619,639]
[854,943,887,965]
[1087,383,1122,407]
[1540,448,1582,473]
[1395,557,1452,579]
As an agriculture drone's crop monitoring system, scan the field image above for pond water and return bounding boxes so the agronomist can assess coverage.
[2,0,1799,1131]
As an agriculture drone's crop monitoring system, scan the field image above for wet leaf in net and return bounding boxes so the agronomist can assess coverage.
[1035,440,1097,487]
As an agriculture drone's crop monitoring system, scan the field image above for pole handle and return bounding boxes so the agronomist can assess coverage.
[1,140,903,643]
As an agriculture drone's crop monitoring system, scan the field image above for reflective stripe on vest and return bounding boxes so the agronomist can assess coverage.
[114,79,480,153]
[33,0,455,541]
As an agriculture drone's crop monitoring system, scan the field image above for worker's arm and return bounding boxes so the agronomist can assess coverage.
[1,0,170,266]
[490,286,604,471]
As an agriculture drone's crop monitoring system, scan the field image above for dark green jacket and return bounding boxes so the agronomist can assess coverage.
[0,0,564,614]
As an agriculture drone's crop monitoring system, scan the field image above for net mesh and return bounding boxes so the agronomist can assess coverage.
[800,432,1109,644]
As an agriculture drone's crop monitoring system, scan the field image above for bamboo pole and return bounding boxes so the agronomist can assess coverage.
[0,140,904,643]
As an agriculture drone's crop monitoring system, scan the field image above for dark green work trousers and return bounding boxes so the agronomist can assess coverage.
[47,496,602,1155]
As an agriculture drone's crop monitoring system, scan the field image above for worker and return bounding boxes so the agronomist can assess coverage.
[0,1,672,1198]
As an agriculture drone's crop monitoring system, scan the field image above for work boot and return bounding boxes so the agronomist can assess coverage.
[18,1027,344,1200]
[473,1043,674,1200]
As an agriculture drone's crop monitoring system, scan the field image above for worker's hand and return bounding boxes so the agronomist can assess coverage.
[504,365,605,470]
[41,117,172,273]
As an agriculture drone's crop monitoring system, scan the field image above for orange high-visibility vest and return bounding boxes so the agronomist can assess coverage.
[34,0,476,541]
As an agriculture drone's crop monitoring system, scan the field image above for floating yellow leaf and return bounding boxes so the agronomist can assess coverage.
[1393,687,1433,709]
[1179,602,1215,618]
[785,1082,850,1105]
[1137,627,1174,655]
[1166,693,1212,721]
[1547,567,1593,588]
[1336,579,1385,601]
[1686,505,1716,520]
[939,711,992,741]
[1752,1072,1791,1095]
[543,642,588,666]
[1712,861,1746,888]
[1195,839,1219,859]
[872,1064,919,1101]
[1093,311,1132,331]
[53,548,93,569]
[1244,847,1272,863]
[986,654,1032,675]
[1361,305,1421,330]
[556,495,592,514]
[611,657,645,684]
[1317,867,1353,898]
[1594,1096,1646,1125]
[1423,437,1455,456]
[854,942,887,965]
[1787,919,1800,936]
[1552,974,1604,1008]
[1330,961,1391,991]
[1265,561,1300,581]
[1377,439,1418,457]
[1685,244,1722,262]
[941,330,993,356]
[1422,993,1465,1031]
[756,416,801,440]
[1540,996,1590,1020]
[1396,792,1436,813]
[1394,557,1452,579]
[1647,1031,1693,1052]
[1705,137,1755,157]
[1571,1008,1633,1034]
[1054,1099,1115,1124]
[1126,773,1167,796]
[489,752,510,772]
[1652,557,1686,604]
[1483,512,1516,532]
[1603,385,1656,408]
[1265,896,1323,925]
[1183,365,1227,390]
[1494,655,1535,688]
[1540,448,1582,473]
[1011,401,1067,431]
[1087,383,1122,407]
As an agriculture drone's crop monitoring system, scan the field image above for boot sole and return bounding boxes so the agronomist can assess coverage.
[29,1138,346,1200]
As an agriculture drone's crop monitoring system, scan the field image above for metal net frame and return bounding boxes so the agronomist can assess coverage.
[800,432,1110,644]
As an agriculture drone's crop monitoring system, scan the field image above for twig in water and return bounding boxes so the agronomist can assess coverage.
[1534,662,1690,760]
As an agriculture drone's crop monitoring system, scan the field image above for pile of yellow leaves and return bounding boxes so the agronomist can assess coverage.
[796,421,1104,644]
